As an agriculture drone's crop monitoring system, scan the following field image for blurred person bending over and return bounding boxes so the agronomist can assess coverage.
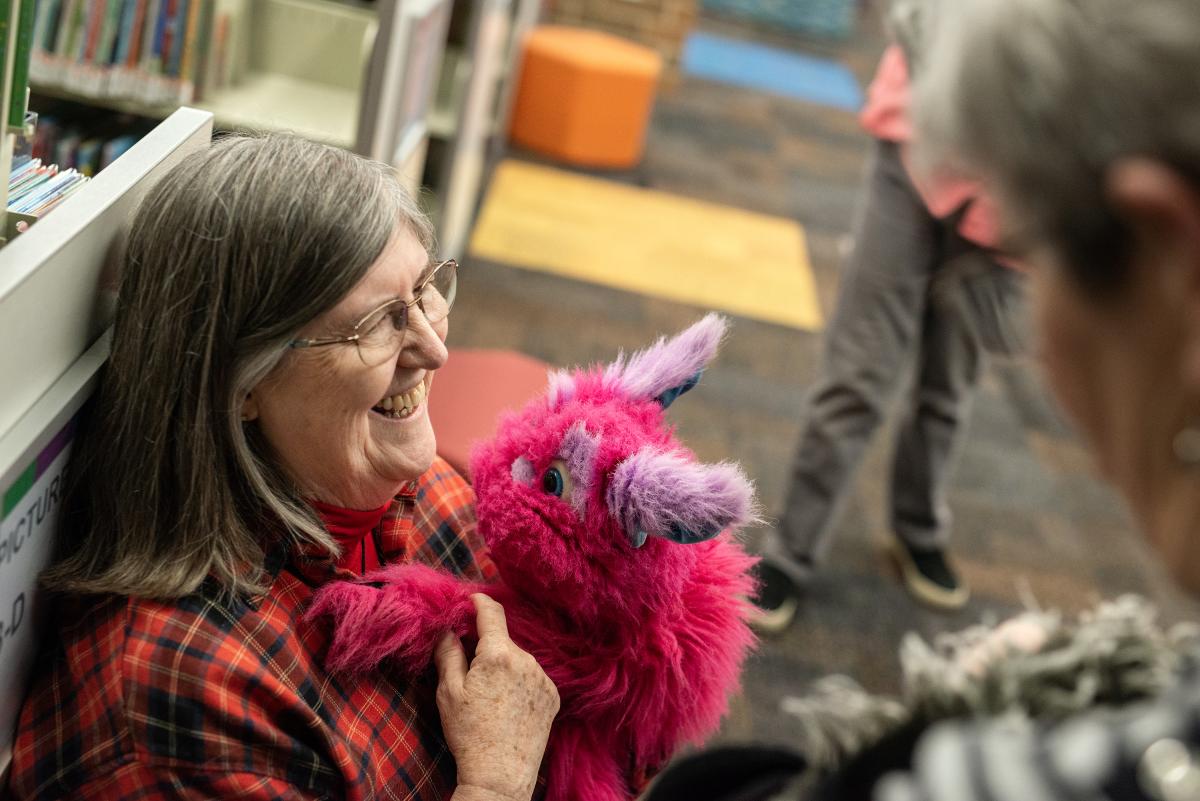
[754,1,1025,628]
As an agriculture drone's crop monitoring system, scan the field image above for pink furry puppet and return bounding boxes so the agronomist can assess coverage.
[307,314,759,801]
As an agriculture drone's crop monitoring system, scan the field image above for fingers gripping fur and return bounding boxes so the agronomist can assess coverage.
[308,564,477,675]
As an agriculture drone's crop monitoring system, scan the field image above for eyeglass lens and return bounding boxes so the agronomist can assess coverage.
[355,260,457,366]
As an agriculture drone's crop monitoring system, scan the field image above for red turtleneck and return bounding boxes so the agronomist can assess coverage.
[309,498,393,576]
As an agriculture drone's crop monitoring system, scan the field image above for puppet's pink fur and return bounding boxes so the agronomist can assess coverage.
[308,316,758,801]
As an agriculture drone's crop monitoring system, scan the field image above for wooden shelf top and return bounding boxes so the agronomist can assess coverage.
[33,72,359,149]
[198,72,359,147]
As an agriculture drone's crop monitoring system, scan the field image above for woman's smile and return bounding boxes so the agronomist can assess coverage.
[371,375,432,421]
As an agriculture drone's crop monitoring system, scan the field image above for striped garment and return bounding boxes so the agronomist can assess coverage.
[875,657,1200,801]
[5,457,499,801]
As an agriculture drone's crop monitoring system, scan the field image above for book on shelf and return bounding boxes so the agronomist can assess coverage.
[30,0,244,107]
[29,99,154,177]
[9,0,38,127]
[7,156,89,217]
[159,0,178,77]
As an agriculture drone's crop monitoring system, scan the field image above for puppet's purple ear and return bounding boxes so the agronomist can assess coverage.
[606,447,755,549]
[546,369,577,411]
[604,314,728,408]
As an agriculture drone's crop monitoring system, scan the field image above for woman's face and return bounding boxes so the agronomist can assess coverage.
[1026,161,1200,591]
[250,229,448,509]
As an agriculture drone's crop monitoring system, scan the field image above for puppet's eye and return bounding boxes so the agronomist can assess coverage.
[542,467,564,496]
[541,459,574,499]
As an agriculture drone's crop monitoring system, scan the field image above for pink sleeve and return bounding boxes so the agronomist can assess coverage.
[859,45,913,142]
[860,46,1012,256]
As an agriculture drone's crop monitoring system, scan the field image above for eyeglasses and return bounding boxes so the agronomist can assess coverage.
[289,258,457,366]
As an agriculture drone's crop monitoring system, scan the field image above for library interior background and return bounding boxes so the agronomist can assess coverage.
[6,0,1200,769]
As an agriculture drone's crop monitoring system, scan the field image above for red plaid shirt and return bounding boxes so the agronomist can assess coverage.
[5,457,495,801]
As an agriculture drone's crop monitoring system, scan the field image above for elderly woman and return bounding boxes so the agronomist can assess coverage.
[649,0,1200,798]
[882,0,1200,793]
[5,136,559,800]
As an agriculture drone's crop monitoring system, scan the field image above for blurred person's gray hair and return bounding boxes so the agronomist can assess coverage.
[885,0,941,74]
[780,595,1198,778]
[912,0,1200,293]
[44,133,435,600]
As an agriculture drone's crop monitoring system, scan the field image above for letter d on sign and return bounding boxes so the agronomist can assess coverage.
[10,592,24,636]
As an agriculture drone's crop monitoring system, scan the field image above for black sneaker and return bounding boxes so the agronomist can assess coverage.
[748,561,800,634]
[892,541,969,610]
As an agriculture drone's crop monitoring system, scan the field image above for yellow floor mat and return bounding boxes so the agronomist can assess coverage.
[468,160,823,331]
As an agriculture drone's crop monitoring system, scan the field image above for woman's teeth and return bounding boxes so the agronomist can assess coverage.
[374,382,427,419]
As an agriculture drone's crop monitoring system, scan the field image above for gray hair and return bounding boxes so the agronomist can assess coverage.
[780,596,1198,777]
[885,0,934,74]
[45,133,434,599]
[913,0,1200,292]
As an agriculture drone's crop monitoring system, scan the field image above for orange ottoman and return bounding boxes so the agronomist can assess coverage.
[509,26,663,168]
[428,348,550,480]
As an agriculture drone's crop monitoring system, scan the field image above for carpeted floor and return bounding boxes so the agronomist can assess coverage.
[681,31,864,112]
[469,159,821,330]
[449,7,1200,752]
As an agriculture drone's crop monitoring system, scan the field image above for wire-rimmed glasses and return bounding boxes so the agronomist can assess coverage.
[289,258,457,366]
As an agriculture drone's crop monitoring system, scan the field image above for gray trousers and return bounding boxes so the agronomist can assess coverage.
[764,140,1025,583]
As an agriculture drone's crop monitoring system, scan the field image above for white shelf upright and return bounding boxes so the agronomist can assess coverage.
[0,107,213,780]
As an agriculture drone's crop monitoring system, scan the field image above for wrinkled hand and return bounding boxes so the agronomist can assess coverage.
[437,593,560,801]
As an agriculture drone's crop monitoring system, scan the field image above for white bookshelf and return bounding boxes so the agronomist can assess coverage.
[0,107,212,439]
[0,107,213,778]
[198,72,360,147]
[225,0,376,148]
[28,0,541,253]
[30,0,374,149]
[427,45,466,140]
[434,0,512,257]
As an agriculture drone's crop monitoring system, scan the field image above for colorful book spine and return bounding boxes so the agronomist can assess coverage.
[127,0,146,64]
[100,132,135,167]
[139,0,162,72]
[0,1,11,116]
[177,0,201,86]
[165,0,188,77]
[31,0,56,54]
[123,0,147,66]
[96,0,127,65]
[157,0,177,75]
[29,0,233,104]
[113,0,135,63]
[43,0,64,51]
[190,0,213,100]
[10,167,80,214]
[56,0,82,60]
[8,0,37,127]
[81,0,105,63]
[64,0,86,64]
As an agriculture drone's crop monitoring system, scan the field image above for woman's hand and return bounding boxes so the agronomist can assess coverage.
[437,593,560,801]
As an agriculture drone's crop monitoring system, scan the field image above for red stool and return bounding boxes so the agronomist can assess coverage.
[429,348,550,480]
